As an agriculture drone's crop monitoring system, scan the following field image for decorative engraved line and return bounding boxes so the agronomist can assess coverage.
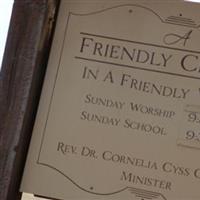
[177,140,200,150]
[37,13,72,162]
[70,4,200,28]
[129,188,160,196]
[165,21,196,28]
[135,193,158,199]
[167,18,196,24]
[75,56,200,81]
[166,19,196,26]
[37,162,167,199]
[165,16,197,27]
[71,4,163,22]
[135,194,155,199]
[38,162,128,196]
[133,192,159,198]
[166,19,196,25]
[165,16,198,28]
[166,22,198,28]
[129,188,166,200]
[185,104,200,109]
[184,110,200,114]
[168,16,195,22]
[166,19,196,27]
[184,104,200,114]
[166,22,196,27]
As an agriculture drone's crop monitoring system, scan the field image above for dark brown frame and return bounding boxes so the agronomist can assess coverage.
[0,0,60,200]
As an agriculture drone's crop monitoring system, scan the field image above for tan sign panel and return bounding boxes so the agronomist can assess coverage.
[21,1,200,199]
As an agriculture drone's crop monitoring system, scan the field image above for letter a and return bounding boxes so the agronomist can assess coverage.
[103,71,114,83]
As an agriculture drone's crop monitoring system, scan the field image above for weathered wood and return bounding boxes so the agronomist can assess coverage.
[0,0,60,200]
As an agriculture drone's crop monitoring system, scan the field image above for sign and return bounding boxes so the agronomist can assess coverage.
[21,1,200,199]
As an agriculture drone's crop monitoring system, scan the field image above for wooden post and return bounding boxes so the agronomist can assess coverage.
[0,0,60,200]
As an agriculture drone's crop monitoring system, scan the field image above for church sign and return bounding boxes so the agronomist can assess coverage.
[21,1,200,199]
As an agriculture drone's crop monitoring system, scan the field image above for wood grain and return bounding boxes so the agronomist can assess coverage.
[0,1,60,200]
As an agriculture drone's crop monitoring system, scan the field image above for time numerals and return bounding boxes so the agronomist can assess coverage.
[185,130,200,142]
[188,112,200,124]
